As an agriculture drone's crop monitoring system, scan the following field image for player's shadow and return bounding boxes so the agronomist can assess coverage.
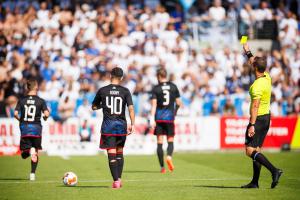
[0,178,28,181]
[74,185,109,188]
[57,185,109,188]
[194,185,241,189]
[124,170,158,174]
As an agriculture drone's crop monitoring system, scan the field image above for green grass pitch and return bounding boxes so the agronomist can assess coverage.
[0,152,299,200]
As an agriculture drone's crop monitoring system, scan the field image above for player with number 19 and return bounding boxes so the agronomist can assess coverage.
[92,67,135,189]
[14,78,50,181]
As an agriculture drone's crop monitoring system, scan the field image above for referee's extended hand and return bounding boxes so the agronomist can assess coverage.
[248,126,255,137]
[243,43,250,53]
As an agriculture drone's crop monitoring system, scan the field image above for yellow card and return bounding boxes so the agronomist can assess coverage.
[240,36,248,44]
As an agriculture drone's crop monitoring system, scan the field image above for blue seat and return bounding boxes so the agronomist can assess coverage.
[47,100,60,121]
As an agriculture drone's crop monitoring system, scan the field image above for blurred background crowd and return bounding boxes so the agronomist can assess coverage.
[0,0,299,121]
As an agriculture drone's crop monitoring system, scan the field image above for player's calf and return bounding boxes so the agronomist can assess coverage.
[107,152,120,189]
[21,150,30,159]
[157,143,164,171]
[30,148,39,180]
[166,137,175,172]
[116,148,124,187]
[30,147,38,163]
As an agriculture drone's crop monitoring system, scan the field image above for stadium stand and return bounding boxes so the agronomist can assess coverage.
[0,0,299,120]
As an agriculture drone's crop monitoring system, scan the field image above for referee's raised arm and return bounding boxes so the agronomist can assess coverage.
[243,43,255,66]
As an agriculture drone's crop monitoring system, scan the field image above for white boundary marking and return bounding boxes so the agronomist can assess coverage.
[0,178,299,184]
[0,178,256,184]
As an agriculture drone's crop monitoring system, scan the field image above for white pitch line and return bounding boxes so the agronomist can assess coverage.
[0,178,249,184]
[0,178,299,184]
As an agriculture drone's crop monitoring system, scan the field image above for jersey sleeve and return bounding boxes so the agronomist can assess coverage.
[174,85,180,98]
[15,100,21,111]
[125,89,133,106]
[92,89,102,108]
[251,82,263,100]
[41,99,49,111]
[150,87,157,99]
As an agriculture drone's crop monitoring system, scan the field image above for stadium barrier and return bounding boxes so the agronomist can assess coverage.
[0,116,299,156]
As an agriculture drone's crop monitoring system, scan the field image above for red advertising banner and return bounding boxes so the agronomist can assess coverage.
[220,117,298,148]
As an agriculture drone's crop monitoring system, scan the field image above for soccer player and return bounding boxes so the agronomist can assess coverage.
[241,43,283,189]
[14,78,50,181]
[92,67,135,189]
[150,68,182,173]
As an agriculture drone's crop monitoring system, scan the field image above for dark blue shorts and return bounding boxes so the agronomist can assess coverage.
[20,123,42,137]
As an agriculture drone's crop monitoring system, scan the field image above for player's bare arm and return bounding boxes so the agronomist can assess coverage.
[248,99,260,137]
[150,98,157,128]
[14,110,20,121]
[128,105,135,135]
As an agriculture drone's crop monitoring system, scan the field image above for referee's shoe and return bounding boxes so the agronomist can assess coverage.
[271,169,283,189]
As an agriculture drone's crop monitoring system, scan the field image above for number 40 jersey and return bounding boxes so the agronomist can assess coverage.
[15,95,48,137]
[151,82,180,123]
[92,84,133,136]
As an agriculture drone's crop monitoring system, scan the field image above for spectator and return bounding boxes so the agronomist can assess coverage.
[79,119,92,142]
[279,11,298,47]
[58,96,75,122]
[254,1,273,21]
[0,0,298,119]
[76,99,93,120]
[208,0,226,22]
[222,98,236,116]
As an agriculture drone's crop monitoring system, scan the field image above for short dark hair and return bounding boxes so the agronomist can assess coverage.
[111,67,123,78]
[26,78,38,91]
[156,68,167,78]
[253,57,267,73]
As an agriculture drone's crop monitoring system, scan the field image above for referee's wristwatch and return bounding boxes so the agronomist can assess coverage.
[249,123,255,127]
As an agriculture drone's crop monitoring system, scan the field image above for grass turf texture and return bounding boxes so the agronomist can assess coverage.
[0,152,299,200]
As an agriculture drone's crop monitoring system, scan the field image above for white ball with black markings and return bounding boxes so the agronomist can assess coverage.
[63,172,78,186]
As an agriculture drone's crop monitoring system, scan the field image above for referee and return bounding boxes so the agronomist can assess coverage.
[241,43,283,189]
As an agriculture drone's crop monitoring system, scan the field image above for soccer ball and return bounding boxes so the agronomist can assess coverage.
[63,172,78,186]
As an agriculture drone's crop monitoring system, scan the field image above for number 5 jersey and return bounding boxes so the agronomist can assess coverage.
[92,84,133,136]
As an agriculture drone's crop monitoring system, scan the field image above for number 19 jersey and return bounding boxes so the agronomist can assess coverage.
[15,95,48,137]
[92,84,133,136]
[151,82,180,123]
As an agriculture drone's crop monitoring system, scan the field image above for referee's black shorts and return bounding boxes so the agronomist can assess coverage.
[245,114,271,148]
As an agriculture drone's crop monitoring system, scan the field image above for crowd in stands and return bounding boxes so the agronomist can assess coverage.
[0,0,299,121]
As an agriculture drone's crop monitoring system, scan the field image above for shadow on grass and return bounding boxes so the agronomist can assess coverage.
[194,185,241,189]
[57,185,109,188]
[124,170,158,174]
[0,178,28,181]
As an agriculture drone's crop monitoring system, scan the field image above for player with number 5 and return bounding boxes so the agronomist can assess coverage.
[150,68,182,173]
[92,67,135,189]
[14,78,50,181]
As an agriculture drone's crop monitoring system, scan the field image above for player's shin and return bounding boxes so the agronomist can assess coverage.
[251,151,276,173]
[167,142,174,157]
[31,156,39,174]
[30,148,38,173]
[108,153,119,181]
[252,160,261,184]
[157,144,164,168]
[116,152,124,179]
